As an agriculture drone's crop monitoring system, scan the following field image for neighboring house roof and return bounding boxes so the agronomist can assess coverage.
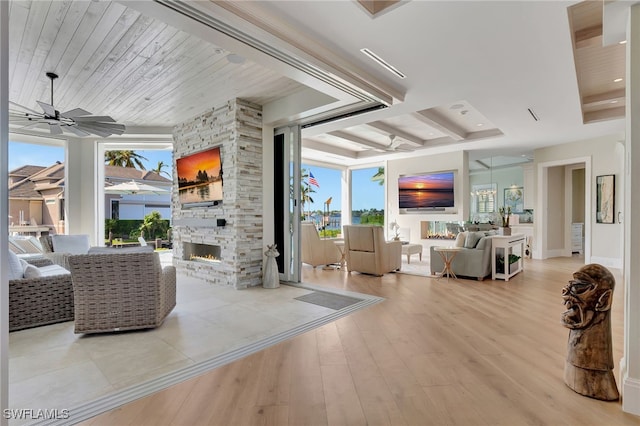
[9,162,64,199]
[9,163,171,199]
[9,165,46,179]
[104,165,172,183]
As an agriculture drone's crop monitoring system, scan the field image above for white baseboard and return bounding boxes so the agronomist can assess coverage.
[623,375,640,416]
[590,256,623,269]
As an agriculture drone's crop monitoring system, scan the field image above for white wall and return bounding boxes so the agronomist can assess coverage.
[386,150,468,243]
[535,134,624,267]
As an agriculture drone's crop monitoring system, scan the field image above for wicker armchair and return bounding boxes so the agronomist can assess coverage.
[67,252,176,334]
[9,258,74,332]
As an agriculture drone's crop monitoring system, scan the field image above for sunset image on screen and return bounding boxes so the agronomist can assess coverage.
[398,171,454,209]
[177,147,223,205]
[176,147,221,183]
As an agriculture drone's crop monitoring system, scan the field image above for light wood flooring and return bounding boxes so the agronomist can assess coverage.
[80,256,640,425]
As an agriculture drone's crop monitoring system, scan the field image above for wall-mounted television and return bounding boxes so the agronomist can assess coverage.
[176,146,223,208]
[398,171,455,210]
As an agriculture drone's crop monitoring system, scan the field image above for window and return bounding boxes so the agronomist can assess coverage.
[111,200,119,220]
[352,167,384,225]
[471,183,496,214]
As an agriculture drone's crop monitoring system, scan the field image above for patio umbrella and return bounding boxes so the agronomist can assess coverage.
[105,180,170,195]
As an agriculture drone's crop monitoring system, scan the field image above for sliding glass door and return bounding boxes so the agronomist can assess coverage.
[273,126,301,283]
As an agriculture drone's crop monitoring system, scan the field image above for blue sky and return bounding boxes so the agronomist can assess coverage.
[302,165,384,211]
[8,141,173,176]
[8,142,384,210]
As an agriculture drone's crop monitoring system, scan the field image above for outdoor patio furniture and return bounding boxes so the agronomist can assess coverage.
[8,253,74,332]
[67,251,176,334]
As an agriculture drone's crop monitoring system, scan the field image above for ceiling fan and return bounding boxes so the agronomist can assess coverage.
[384,135,412,152]
[9,72,126,138]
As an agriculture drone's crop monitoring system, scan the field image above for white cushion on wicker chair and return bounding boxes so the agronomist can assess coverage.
[23,264,42,279]
[7,251,24,280]
[51,234,90,254]
[38,264,71,277]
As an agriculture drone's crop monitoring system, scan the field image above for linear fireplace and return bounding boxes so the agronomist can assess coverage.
[183,242,221,264]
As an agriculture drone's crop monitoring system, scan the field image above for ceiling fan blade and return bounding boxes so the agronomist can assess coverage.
[77,121,125,134]
[36,100,56,117]
[9,101,44,116]
[50,124,64,135]
[65,125,92,137]
[75,124,114,138]
[61,108,92,118]
[73,115,116,123]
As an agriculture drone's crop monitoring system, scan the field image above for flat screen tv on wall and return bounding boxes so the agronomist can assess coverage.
[398,171,455,210]
[177,146,223,208]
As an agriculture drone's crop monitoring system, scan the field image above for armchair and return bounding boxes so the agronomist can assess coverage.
[67,252,176,334]
[301,222,342,268]
[343,225,402,276]
[8,251,74,331]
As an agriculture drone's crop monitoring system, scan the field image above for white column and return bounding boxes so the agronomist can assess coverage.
[65,138,99,245]
[622,4,640,416]
[0,1,9,424]
[341,168,351,233]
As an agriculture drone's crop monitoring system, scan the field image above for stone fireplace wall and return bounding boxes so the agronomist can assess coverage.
[172,99,263,289]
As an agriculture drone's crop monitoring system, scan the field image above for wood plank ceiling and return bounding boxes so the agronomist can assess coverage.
[568,0,626,124]
[8,0,304,130]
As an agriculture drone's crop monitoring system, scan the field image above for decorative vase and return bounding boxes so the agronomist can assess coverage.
[499,227,511,236]
[263,244,280,289]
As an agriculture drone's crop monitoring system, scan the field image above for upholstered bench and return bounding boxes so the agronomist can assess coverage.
[401,243,423,264]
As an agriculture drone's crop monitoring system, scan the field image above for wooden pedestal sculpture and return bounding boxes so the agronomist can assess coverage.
[561,264,619,400]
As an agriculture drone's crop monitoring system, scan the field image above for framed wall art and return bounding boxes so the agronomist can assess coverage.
[596,174,615,224]
[503,186,524,213]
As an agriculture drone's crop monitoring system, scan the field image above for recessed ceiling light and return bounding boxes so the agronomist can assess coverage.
[476,123,484,127]
[450,103,465,110]
[620,40,628,44]
[226,54,245,64]
[360,48,406,79]
[611,100,618,104]
[614,78,623,82]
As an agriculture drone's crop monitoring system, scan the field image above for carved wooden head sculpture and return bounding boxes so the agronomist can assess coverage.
[562,263,615,330]
[561,264,619,400]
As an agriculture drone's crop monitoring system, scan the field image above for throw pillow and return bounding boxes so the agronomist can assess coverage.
[476,236,489,250]
[464,231,484,249]
[454,232,467,248]
[23,264,42,279]
[51,234,90,254]
[7,250,24,280]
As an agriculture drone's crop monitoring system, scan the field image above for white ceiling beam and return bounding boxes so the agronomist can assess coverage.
[364,121,423,146]
[412,110,467,141]
[328,130,387,152]
[303,139,358,158]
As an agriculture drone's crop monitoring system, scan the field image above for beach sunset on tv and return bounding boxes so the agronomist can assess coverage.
[398,171,454,209]
[177,147,223,206]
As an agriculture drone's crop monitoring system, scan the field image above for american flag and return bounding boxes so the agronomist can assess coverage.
[308,172,320,188]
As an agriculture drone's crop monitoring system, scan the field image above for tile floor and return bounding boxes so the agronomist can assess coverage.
[8,254,357,421]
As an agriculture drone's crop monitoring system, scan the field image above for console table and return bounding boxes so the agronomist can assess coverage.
[491,234,525,281]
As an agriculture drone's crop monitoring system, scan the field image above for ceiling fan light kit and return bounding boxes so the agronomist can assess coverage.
[9,72,126,138]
